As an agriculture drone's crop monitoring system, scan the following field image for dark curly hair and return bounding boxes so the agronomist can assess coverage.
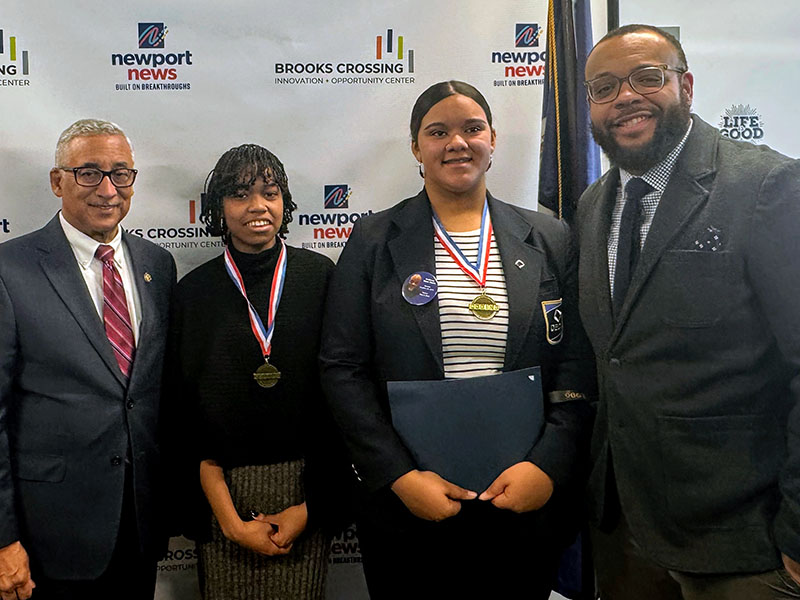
[200,144,297,240]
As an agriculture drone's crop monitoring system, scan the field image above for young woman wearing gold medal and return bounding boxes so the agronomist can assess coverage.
[168,145,350,599]
[320,81,596,597]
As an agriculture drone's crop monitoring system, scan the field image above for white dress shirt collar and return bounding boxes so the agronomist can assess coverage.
[59,211,125,270]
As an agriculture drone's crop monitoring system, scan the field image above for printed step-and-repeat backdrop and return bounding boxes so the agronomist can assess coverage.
[621,0,800,159]
[0,2,562,598]
[1,1,796,598]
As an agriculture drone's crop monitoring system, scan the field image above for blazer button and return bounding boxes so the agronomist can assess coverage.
[609,358,621,367]
[126,401,135,409]
[110,455,123,466]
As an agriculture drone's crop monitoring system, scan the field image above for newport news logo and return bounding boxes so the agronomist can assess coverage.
[718,104,765,142]
[274,28,416,86]
[299,184,371,249]
[0,27,31,86]
[138,23,167,49]
[515,24,541,47]
[324,185,351,209]
[111,22,193,92]
[492,23,546,87]
[328,525,362,565]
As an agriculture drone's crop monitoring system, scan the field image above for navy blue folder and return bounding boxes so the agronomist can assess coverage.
[387,366,544,493]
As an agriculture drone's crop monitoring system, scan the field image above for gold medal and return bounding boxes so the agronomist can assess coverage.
[253,360,281,388]
[226,242,288,390]
[468,292,499,320]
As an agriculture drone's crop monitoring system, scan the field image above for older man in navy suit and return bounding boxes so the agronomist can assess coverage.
[576,24,800,599]
[0,119,176,599]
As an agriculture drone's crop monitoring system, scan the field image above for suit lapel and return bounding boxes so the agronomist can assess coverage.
[386,190,444,375]
[488,196,544,370]
[612,116,718,341]
[37,216,126,387]
[582,171,618,347]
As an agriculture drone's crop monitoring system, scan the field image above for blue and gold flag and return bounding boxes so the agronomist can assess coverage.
[541,5,599,595]
[538,0,600,222]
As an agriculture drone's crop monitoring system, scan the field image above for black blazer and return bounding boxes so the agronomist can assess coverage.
[0,215,176,579]
[577,115,800,573]
[320,190,595,507]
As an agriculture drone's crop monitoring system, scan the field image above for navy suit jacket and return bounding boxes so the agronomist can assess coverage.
[0,215,176,579]
[320,190,595,532]
[577,115,800,572]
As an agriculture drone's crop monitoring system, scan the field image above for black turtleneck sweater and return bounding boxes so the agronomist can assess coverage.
[170,242,335,468]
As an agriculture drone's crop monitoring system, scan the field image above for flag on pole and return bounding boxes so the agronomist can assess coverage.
[540,6,600,596]
[538,0,600,222]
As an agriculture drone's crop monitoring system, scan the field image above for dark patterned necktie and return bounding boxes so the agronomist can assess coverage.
[613,178,653,316]
[95,245,135,378]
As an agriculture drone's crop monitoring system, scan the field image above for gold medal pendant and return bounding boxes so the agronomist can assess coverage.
[253,360,281,388]
[468,292,499,320]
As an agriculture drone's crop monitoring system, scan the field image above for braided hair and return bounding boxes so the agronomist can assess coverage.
[200,144,297,240]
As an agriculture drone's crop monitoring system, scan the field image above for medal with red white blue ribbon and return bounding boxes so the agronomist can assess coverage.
[431,199,499,320]
[224,239,287,388]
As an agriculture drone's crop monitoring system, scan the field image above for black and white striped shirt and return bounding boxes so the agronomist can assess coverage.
[435,230,509,379]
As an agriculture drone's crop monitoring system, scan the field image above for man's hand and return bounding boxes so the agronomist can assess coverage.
[478,461,554,513]
[391,470,477,521]
[782,553,800,586]
[0,541,34,600]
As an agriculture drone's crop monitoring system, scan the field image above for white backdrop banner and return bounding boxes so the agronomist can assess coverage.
[3,0,796,598]
[0,0,556,276]
[618,1,800,158]
[0,2,556,598]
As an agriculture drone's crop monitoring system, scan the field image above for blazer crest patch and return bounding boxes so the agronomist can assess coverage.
[541,298,563,345]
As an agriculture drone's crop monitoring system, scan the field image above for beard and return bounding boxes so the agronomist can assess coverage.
[591,92,692,174]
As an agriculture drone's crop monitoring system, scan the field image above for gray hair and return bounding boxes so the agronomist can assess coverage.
[54,118,134,166]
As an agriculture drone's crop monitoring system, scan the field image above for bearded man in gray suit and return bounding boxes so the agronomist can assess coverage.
[576,24,800,599]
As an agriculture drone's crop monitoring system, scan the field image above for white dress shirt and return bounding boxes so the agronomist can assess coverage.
[59,212,142,343]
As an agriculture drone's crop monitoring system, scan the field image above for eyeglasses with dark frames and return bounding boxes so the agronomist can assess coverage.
[58,167,138,188]
[585,64,687,104]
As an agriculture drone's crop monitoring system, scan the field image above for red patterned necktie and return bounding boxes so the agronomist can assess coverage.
[95,245,135,378]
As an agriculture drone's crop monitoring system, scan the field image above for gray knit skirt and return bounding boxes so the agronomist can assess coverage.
[198,460,330,600]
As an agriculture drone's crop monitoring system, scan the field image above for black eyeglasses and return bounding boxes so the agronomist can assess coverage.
[59,167,138,188]
[585,64,687,104]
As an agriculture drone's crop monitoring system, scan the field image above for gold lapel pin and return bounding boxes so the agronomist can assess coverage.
[143,272,152,282]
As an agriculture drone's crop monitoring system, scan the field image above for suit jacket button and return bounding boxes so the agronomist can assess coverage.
[127,401,135,409]
[609,358,621,367]
[111,455,123,466]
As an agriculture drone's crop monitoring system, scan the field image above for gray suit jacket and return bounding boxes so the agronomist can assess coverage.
[577,115,800,572]
[0,214,176,579]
